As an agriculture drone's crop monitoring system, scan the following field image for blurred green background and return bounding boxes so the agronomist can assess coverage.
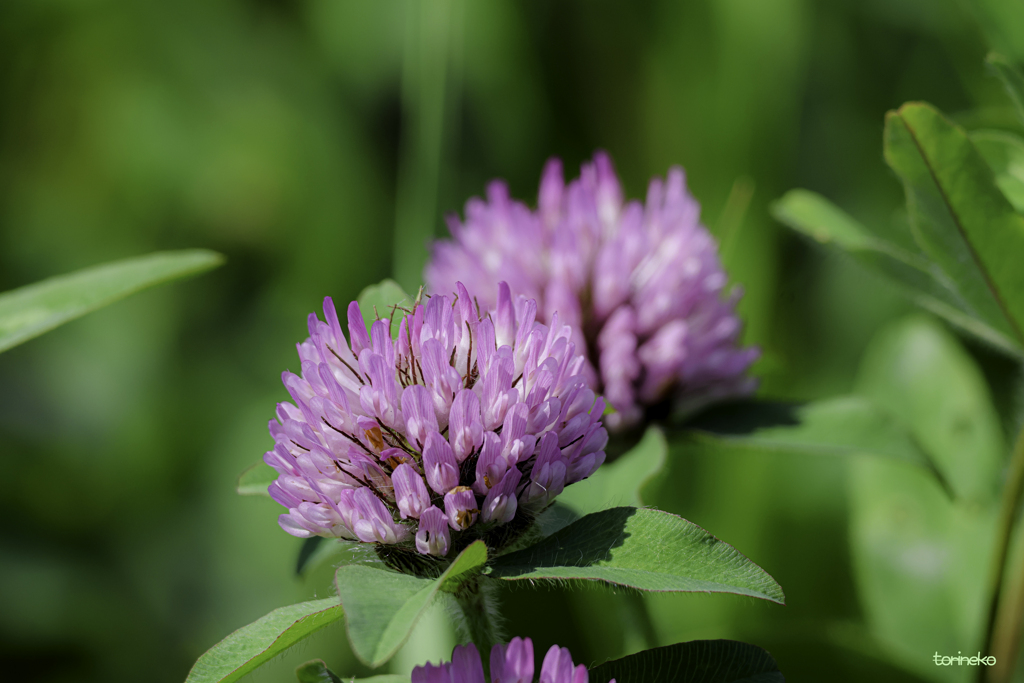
[2,1,1023,681]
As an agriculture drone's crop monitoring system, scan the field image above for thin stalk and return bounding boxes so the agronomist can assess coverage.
[454,575,502,678]
[981,426,1024,683]
[988,519,1024,683]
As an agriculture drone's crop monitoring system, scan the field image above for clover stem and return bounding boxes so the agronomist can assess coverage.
[454,575,501,678]
[981,425,1024,683]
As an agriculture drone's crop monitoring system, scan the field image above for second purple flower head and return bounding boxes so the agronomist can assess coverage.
[427,152,760,431]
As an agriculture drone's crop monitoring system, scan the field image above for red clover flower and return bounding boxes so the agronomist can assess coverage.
[413,638,604,683]
[263,283,607,556]
[427,152,759,431]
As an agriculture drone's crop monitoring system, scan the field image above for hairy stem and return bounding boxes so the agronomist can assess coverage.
[454,575,502,678]
[982,426,1024,683]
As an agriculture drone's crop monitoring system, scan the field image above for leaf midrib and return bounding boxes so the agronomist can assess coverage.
[490,562,781,601]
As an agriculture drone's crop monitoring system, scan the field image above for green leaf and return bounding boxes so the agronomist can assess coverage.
[588,640,784,683]
[237,462,276,496]
[685,396,936,473]
[357,279,413,337]
[847,314,1005,680]
[185,598,344,683]
[486,507,784,604]
[772,189,1021,355]
[0,249,223,353]
[884,102,1024,350]
[856,315,1005,505]
[336,540,487,668]
[558,425,667,516]
[848,457,995,682]
[971,130,1024,213]
[295,660,342,683]
[987,53,1024,126]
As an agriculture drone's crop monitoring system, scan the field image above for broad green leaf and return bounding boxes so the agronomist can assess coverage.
[185,598,344,683]
[849,457,994,683]
[558,425,667,516]
[971,130,1024,213]
[357,279,413,336]
[487,507,784,604]
[685,396,936,474]
[884,102,1024,350]
[987,53,1024,125]
[0,249,223,353]
[237,462,276,496]
[848,315,1005,682]
[856,315,1004,503]
[772,190,1021,354]
[588,640,784,683]
[336,541,487,667]
[295,660,342,683]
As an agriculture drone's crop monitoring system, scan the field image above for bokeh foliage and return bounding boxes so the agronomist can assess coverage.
[2,1,1024,682]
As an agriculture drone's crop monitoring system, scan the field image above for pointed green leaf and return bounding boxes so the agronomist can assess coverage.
[588,640,784,683]
[185,598,344,683]
[884,102,1024,349]
[772,189,1021,354]
[487,508,784,603]
[357,279,413,337]
[987,53,1024,126]
[847,314,1005,679]
[295,660,343,683]
[336,541,487,668]
[0,249,223,353]
[849,457,995,682]
[971,130,1024,213]
[558,425,667,516]
[237,462,276,496]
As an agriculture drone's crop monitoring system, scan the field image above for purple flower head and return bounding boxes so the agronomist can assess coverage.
[263,283,607,557]
[412,638,605,683]
[427,152,760,431]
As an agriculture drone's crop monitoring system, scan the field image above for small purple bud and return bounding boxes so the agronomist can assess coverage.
[444,486,479,530]
[392,464,431,519]
[495,281,517,349]
[473,431,506,496]
[482,466,521,524]
[540,646,579,683]
[402,384,439,450]
[415,506,450,556]
[351,487,407,544]
[450,643,486,683]
[347,301,371,357]
[423,431,459,494]
[523,431,566,506]
[449,389,484,462]
[491,637,535,683]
